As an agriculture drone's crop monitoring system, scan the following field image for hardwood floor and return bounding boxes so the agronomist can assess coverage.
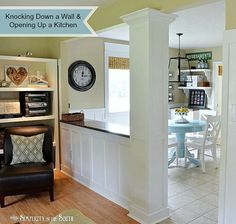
[0,171,139,224]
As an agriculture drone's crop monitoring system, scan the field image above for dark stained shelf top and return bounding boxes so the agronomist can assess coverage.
[60,119,130,138]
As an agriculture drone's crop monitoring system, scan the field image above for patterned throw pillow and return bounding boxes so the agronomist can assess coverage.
[10,133,45,164]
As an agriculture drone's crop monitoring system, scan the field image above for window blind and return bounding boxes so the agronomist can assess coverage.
[109,57,129,70]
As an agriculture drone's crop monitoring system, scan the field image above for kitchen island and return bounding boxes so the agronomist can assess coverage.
[60,120,130,208]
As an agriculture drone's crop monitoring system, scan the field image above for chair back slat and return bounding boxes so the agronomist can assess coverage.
[203,115,221,145]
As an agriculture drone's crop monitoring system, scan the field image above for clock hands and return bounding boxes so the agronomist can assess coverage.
[81,66,85,77]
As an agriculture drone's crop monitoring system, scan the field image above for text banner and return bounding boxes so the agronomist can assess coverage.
[0,7,97,36]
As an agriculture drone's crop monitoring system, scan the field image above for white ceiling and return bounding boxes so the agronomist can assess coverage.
[99,1,225,49]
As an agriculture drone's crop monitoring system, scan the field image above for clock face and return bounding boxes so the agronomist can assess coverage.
[73,65,92,87]
[68,61,96,91]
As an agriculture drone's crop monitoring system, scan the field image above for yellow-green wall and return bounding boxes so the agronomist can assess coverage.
[226,0,236,30]
[60,37,129,113]
[0,37,69,58]
[60,38,105,113]
[0,38,52,58]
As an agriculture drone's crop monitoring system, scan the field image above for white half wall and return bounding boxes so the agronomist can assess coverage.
[60,122,130,208]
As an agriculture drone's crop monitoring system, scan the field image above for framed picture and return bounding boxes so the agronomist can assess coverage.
[188,89,206,109]
[4,65,29,87]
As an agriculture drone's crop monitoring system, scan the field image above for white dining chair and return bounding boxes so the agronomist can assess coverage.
[168,133,179,167]
[185,110,217,138]
[185,115,221,173]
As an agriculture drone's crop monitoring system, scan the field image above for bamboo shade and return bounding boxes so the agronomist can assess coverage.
[109,57,129,69]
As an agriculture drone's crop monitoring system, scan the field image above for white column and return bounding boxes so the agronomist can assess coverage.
[219,29,236,224]
[122,9,176,224]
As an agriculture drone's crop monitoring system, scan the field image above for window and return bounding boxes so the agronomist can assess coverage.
[105,43,130,114]
[108,57,130,113]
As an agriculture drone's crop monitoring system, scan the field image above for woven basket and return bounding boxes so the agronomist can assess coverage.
[62,113,84,122]
[198,81,210,87]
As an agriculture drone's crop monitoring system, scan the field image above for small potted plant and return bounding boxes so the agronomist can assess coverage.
[175,107,189,123]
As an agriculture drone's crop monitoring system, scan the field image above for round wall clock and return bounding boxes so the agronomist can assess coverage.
[68,60,96,92]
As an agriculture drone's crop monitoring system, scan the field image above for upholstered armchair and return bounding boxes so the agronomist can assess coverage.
[0,125,54,207]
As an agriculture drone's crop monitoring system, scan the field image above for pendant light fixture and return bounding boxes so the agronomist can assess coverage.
[168,33,191,86]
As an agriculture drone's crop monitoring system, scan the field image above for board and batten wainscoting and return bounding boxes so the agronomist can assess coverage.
[69,108,130,126]
[60,122,130,208]
[69,108,106,122]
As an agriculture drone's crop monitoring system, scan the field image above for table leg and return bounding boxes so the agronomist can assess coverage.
[186,150,201,166]
[176,133,185,158]
[168,132,201,167]
[168,133,185,166]
[176,133,200,166]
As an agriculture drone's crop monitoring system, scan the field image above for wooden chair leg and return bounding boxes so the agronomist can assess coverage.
[49,188,54,201]
[0,195,5,208]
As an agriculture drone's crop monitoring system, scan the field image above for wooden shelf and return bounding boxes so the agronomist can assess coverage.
[0,55,57,63]
[178,86,212,90]
[181,69,211,73]
[0,87,54,92]
[178,86,212,96]
[0,115,55,124]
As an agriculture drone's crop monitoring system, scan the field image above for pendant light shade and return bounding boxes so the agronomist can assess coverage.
[168,33,191,86]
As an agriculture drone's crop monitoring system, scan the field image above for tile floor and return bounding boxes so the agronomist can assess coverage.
[160,147,220,224]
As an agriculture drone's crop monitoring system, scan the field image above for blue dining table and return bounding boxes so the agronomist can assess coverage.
[168,119,207,166]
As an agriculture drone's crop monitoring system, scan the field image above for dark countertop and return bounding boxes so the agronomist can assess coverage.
[60,119,130,138]
[169,106,212,111]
